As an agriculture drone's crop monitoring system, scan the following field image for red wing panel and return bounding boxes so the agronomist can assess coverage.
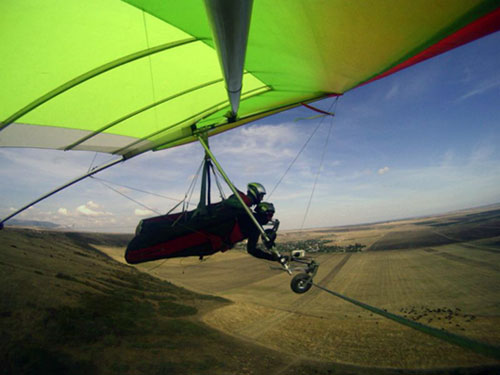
[364,8,500,87]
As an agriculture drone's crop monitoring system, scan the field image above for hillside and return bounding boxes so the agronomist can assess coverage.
[0,227,408,375]
[1,204,500,374]
[117,206,500,372]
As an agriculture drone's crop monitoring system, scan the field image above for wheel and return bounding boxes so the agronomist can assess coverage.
[290,273,312,294]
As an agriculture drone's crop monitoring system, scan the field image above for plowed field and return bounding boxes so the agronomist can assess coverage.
[102,239,500,369]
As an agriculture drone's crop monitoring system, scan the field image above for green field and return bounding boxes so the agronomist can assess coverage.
[1,205,500,374]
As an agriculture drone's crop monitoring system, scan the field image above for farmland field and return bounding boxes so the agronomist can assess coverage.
[2,204,500,374]
[132,245,499,368]
[122,205,500,369]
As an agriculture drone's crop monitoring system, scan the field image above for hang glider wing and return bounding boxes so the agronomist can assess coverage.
[1,0,499,158]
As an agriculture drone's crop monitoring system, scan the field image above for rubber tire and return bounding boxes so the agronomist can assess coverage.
[290,273,312,294]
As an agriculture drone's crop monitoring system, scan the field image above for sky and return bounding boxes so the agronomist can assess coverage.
[1,32,499,233]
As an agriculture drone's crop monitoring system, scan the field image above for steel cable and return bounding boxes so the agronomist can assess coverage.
[310,282,500,360]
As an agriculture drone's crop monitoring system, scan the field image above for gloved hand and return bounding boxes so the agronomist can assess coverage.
[278,254,289,265]
[263,229,276,249]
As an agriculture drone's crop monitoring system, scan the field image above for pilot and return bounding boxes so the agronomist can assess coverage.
[246,182,267,206]
[237,201,288,265]
[216,182,288,264]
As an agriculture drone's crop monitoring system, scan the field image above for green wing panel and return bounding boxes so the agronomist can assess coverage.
[1,0,498,157]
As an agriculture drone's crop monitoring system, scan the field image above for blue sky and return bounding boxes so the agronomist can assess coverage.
[1,31,499,233]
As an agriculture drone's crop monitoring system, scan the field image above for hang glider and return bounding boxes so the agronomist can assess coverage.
[2,0,499,291]
[1,1,499,159]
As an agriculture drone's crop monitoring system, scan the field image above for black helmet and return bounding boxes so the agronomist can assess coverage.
[256,201,275,215]
[256,201,275,223]
[247,182,266,203]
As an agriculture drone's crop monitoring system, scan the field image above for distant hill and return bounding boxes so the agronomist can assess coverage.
[369,206,500,251]
[5,219,61,229]
[278,204,500,252]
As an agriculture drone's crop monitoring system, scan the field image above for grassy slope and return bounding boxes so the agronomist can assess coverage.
[2,205,500,374]
[0,227,410,375]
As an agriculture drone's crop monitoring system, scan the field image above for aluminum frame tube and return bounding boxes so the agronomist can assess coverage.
[0,157,125,229]
[196,134,269,242]
[204,0,253,118]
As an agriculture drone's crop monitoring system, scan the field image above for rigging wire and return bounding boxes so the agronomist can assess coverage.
[90,176,195,205]
[87,152,99,173]
[145,258,170,272]
[87,158,236,272]
[300,98,339,229]
[89,159,204,231]
[90,176,162,215]
[310,281,500,361]
[139,160,231,274]
[212,163,227,200]
[268,97,338,199]
[184,159,204,211]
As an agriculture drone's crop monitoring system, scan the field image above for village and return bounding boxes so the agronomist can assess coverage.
[234,238,366,253]
[275,239,366,253]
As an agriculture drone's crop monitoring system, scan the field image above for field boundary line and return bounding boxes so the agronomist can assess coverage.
[311,283,500,361]
[428,249,500,272]
[460,243,500,254]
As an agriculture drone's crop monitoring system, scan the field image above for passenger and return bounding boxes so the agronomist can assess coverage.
[237,201,288,264]
[204,182,288,263]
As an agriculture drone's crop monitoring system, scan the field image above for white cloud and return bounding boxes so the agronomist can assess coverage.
[378,166,389,175]
[58,208,68,216]
[215,123,298,160]
[77,205,99,216]
[86,201,99,209]
[456,77,500,102]
[385,83,399,100]
[134,208,154,217]
[76,201,110,217]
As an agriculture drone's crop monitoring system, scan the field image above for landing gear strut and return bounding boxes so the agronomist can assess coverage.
[291,273,312,293]
[288,255,319,294]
